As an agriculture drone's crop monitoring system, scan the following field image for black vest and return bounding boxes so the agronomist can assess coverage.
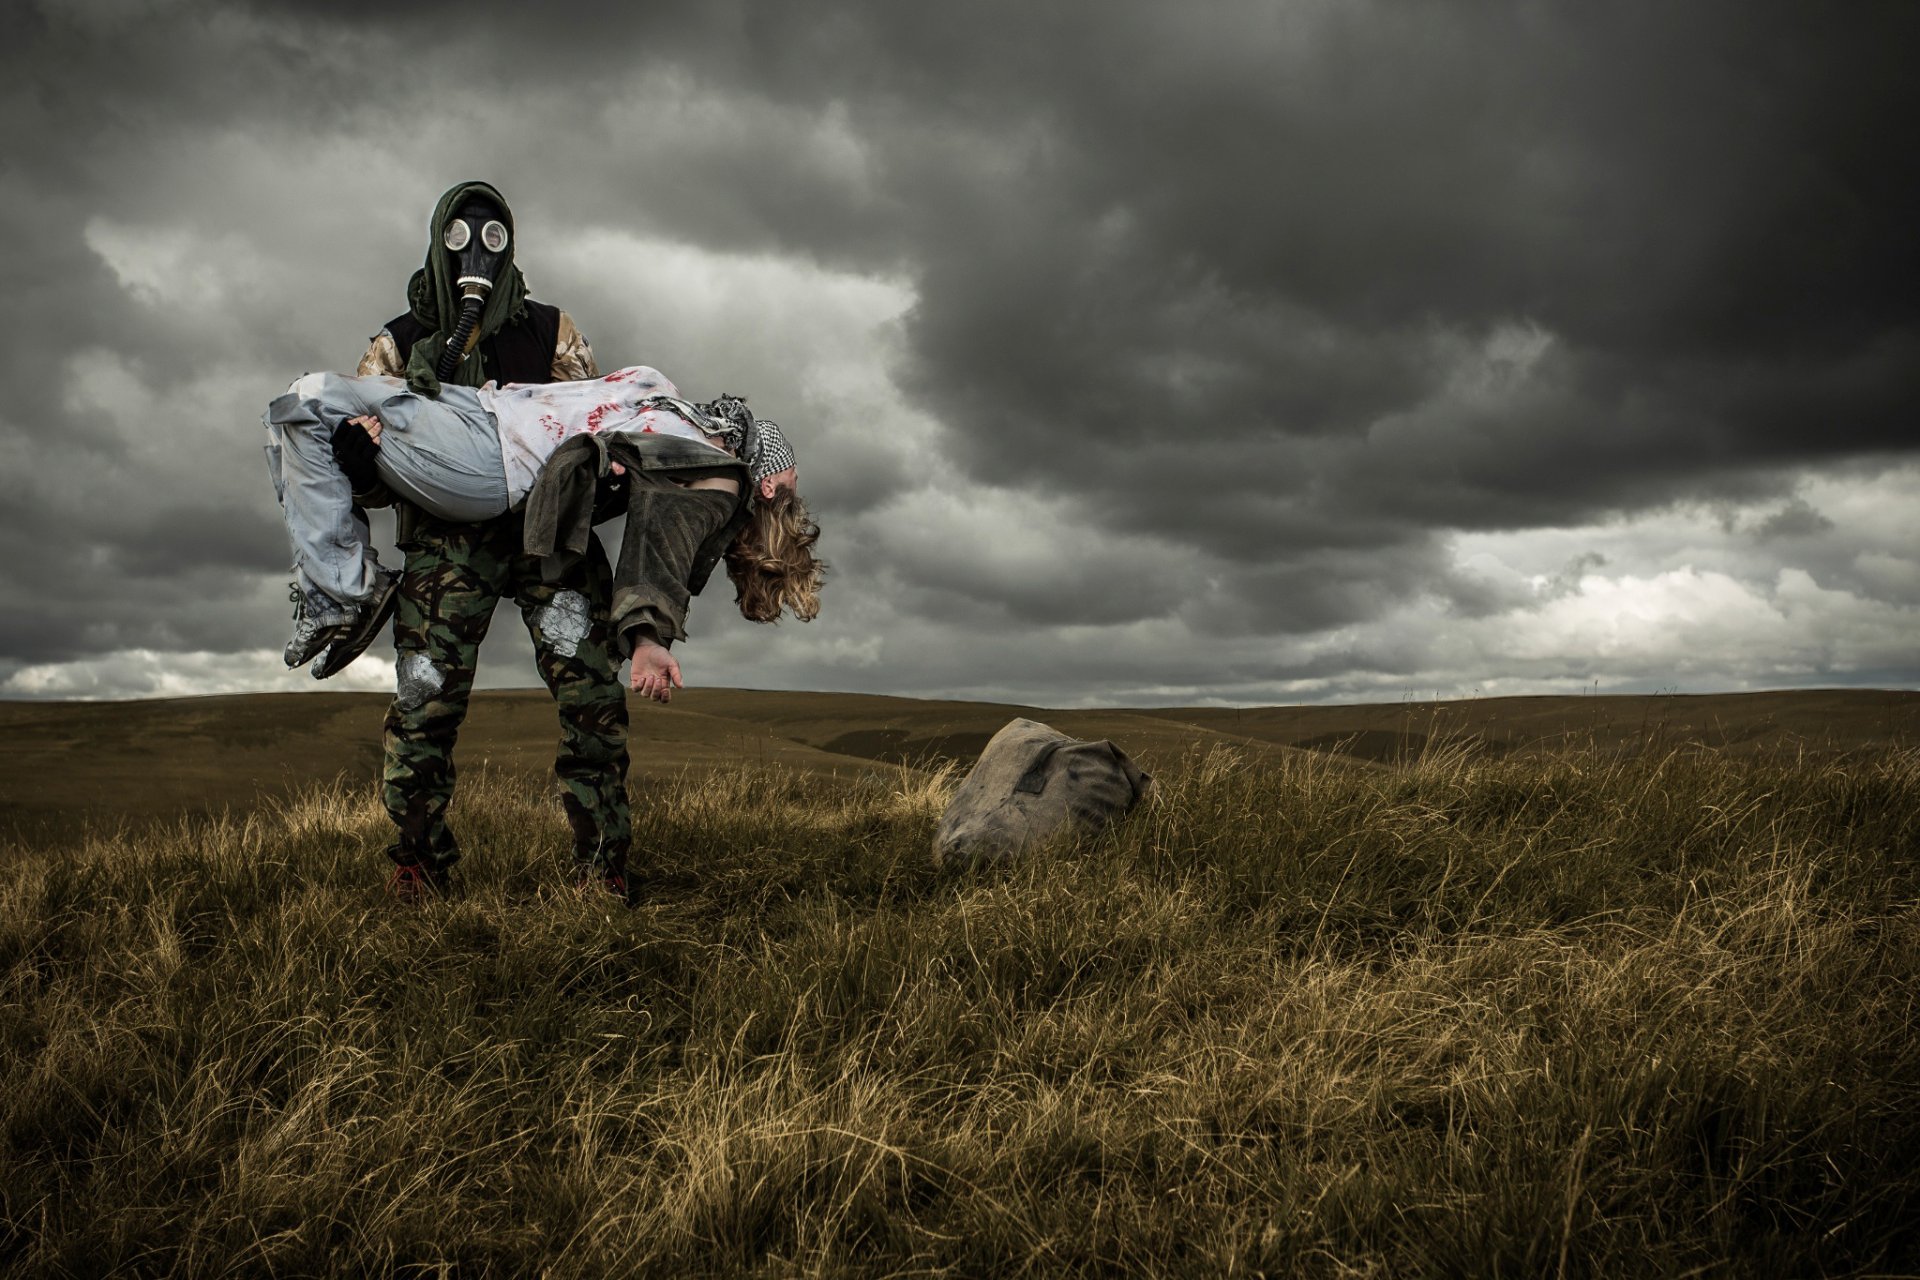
[384,298,563,385]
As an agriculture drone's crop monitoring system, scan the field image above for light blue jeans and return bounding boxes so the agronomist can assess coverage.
[263,373,510,618]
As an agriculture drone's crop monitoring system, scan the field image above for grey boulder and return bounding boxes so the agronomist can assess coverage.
[933,718,1154,868]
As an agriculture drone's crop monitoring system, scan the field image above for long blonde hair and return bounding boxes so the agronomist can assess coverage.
[725,491,825,623]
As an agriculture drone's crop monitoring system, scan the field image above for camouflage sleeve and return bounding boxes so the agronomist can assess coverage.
[552,311,599,382]
[356,330,406,378]
[349,329,405,507]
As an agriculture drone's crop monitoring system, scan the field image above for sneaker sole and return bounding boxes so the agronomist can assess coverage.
[312,574,402,680]
[285,622,349,670]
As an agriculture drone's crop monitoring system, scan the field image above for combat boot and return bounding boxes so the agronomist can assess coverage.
[385,836,459,902]
[572,851,635,907]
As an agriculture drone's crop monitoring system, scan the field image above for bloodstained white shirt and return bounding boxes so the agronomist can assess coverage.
[477,365,732,505]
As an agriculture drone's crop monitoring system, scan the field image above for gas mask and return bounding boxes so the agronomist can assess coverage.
[434,196,512,380]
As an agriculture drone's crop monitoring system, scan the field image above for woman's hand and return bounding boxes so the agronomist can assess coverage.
[331,416,385,492]
[629,640,682,704]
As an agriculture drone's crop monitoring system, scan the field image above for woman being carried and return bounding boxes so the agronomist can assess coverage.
[262,365,823,697]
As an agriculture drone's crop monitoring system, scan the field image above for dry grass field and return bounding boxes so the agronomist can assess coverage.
[4,687,1916,843]
[2,689,1917,1275]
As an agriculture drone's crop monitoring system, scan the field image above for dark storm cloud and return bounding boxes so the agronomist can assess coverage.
[381,0,1914,613]
[1,0,1914,700]
[856,1,1920,525]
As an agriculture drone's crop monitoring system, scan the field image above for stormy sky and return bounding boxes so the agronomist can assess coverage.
[2,0,1915,706]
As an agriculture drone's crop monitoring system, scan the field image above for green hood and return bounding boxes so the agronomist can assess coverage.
[402,180,531,396]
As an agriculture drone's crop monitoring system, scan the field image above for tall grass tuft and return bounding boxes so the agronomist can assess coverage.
[2,746,1916,1276]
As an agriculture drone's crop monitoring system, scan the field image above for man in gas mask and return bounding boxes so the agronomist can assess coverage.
[326,180,630,901]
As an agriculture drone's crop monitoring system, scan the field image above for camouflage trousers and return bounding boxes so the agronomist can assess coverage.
[382,507,631,874]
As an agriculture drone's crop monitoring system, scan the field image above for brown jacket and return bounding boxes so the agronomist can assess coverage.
[523,433,752,654]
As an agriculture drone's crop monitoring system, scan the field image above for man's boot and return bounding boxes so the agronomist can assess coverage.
[572,843,634,907]
[386,837,459,902]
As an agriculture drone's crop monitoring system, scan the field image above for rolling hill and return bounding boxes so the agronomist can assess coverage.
[2,686,1915,842]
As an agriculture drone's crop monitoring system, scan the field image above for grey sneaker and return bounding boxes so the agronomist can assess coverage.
[311,567,402,680]
[284,582,349,669]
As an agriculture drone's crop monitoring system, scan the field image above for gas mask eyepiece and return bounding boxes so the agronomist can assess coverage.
[442,215,508,259]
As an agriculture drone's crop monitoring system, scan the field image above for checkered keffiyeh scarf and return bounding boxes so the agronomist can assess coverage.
[746,418,794,485]
[633,391,797,487]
